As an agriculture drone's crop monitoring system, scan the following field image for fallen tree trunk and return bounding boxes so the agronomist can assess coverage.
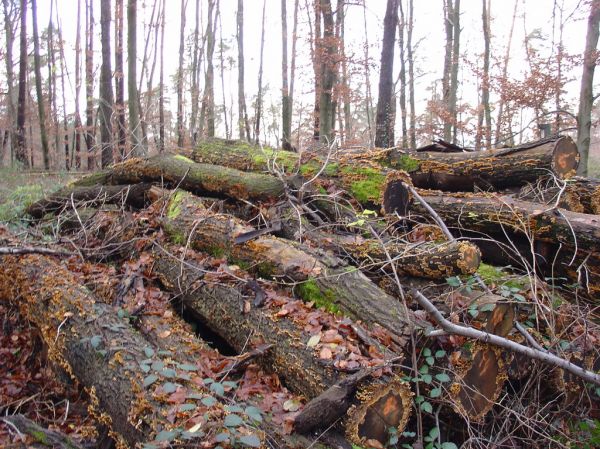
[388,135,579,191]
[70,154,287,203]
[26,183,153,219]
[151,247,413,445]
[192,138,413,212]
[519,176,600,215]
[408,191,600,297]
[159,189,415,340]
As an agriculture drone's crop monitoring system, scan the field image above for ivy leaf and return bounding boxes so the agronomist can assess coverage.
[160,368,177,378]
[479,303,496,312]
[429,427,440,440]
[426,356,435,366]
[215,432,230,443]
[179,403,196,412]
[201,396,217,407]
[144,347,155,358]
[446,276,461,287]
[154,430,179,442]
[177,363,198,372]
[441,443,458,449]
[435,350,446,358]
[421,374,433,384]
[245,406,263,423]
[143,374,159,388]
[224,414,244,427]
[435,373,451,383]
[420,401,433,413]
[210,382,225,396]
[90,335,102,349]
[162,382,177,393]
[429,387,442,398]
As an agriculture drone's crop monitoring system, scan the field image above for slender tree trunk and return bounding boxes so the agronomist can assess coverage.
[494,0,517,145]
[85,0,95,169]
[254,0,266,144]
[190,0,201,143]
[362,0,373,146]
[236,0,251,141]
[199,0,217,139]
[176,0,187,148]
[442,0,453,142]
[407,0,416,149]
[56,19,70,170]
[218,9,229,139]
[115,0,126,160]
[318,0,337,144]
[74,0,83,169]
[281,0,291,145]
[2,0,17,165]
[15,0,28,167]
[449,0,461,143]
[127,0,143,155]
[576,0,600,176]
[143,0,160,150]
[289,0,299,146]
[31,0,50,170]
[482,0,491,149]
[339,2,351,143]
[159,0,165,152]
[99,0,114,168]
[375,0,399,148]
[398,0,407,149]
[49,0,60,162]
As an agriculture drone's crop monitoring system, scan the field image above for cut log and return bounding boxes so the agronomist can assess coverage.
[388,135,579,191]
[192,138,413,212]
[26,183,153,219]
[71,153,287,203]
[151,247,412,442]
[159,189,415,340]
[1,415,85,449]
[519,176,600,215]
[408,191,600,298]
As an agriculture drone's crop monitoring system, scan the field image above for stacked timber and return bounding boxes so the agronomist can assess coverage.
[7,134,600,449]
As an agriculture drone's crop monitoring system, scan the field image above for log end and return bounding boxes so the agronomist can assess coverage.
[346,379,412,448]
[456,242,482,276]
[552,136,579,179]
[382,171,413,215]
[450,343,508,422]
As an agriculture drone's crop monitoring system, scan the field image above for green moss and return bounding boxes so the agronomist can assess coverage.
[174,154,195,164]
[31,430,50,445]
[207,245,227,258]
[476,263,504,284]
[0,184,45,223]
[229,257,251,271]
[297,278,340,314]
[341,166,386,204]
[393,153,421,172]
[256,261,277,279]
[167,190,188,219]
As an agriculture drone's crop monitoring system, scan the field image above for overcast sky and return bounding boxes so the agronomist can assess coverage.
[34,0,591,146]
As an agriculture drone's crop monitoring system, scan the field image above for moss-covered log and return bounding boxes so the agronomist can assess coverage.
[0,253,197,446]
[160,189,415,340]
[519,176,600,215]
[151,248,412,442]
[70,153,286,203]
[409,192,600,298]
[388,135,579,191]
[192,138,413,211]
[26,183,153,219]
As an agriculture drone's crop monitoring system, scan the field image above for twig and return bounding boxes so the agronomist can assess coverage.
[412,289,600,386]
[0,246,75,256]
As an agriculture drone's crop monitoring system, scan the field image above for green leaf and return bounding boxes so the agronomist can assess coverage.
[210,382,225,396]
[388,435,399,445]
[421,374,433,384]
[441,443,458,449]
[348,219,365,227]
[419,365,429,374]
[201,396,217,407]
[90,335,102,349]
[414,395,424,404]
[179,403,196,412]
[420,401,433,413]
[422,348,431,357]
[426,356,435,366]
[429,426,440,440]
[479,303,496,312]
[245,406,263,422]
[154,429,179,442]
[238,434,261,448]
[160,368,177,378]
[162,382,177,393]
[513,293,526,302]
[402,431,416,438]
[435,373,451,383]
[430,387,442,398]
[143,374,159,388]
[139,363,151,373]
[222,381,237,389]
[435,350,446,359]
[151,360,164,371]
[144,347,155,358]
[178,363,198,371]
[224,414,244,427]
[215,432,230,443]
[225,405,244,413]
[468,307,479,318]
[446,276,461,287]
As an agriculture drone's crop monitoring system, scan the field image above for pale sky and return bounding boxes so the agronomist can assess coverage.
[31,0,592,147]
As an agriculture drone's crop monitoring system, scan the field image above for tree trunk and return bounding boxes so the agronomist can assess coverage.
[236,0,251,142]
[442,0,453,142]
[15,0,28,167]
[374,0,398,149]
[407,0,416,149]
[31,0,50,169]
[158,0,165,152]
[398,1,407,149]
[389,135,579,191]
[254,0,266,144]
[449,0,461,143]
[199,0,217,140]
[176,0,186,148]
[99,0,114,168]
[281,0,291,145]
[85,0,95,169]
[189,0,201,144]
[576,0,600,176]
[361,0,374,146]
[128,0,143,156]
[2,0,17,165]
[74,0,83,169]
[115,0,126,160]
[519,176,600,215]
[318,0,337,143]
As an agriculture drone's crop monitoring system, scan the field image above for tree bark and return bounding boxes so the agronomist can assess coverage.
[318,0,337,143]
[99,0,114,168]
[449,0,461,143]
[176,0,186,148]
[31,0,50,169]
[158,0,165,152]
[15,0,28,167]
[281,0,291,145]
[2,0,17,165]
[389,135,579,191]
[254,0,266,143]
[236,0,251,142]
[576,0,600,176]
[518,176,600,215]
[128,0,143,155]
[115,0,127,160]
[85,0,95,169]
[374,0,398,149]
[199,0,217,140]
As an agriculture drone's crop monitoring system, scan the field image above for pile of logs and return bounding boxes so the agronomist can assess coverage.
[2,135,599,449]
